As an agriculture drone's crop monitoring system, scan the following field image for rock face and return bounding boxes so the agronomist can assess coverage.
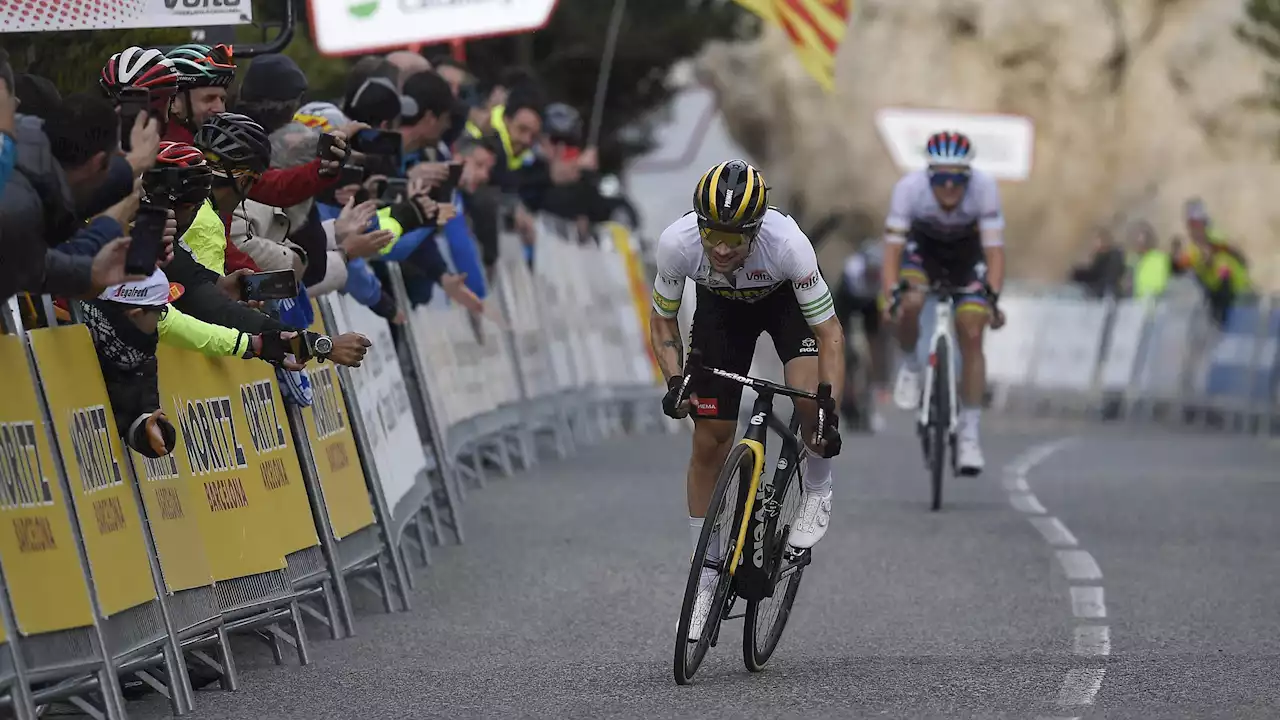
[696,0,1280,290]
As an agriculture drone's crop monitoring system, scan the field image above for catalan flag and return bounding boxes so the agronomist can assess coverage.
[732,0,853,91]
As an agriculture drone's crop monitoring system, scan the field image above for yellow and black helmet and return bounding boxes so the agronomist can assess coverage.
[692,159,769,234]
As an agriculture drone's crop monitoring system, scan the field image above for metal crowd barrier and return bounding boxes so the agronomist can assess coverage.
[985,280,1280,436]
[0,218,664,719]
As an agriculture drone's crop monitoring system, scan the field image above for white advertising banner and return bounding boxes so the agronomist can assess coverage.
[310,0,559,56]
[875,108,1035,182]
[327,293,427,513]
[1,0,251,32]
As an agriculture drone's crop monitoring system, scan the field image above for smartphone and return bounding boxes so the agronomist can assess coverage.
[118,88,150,154]
[381,177,409,204]
[428,162,464,203]
[316,133,336,160]
[363,154,399,179]
[240,269,299,302]
[339,164,365,186]
[126,205,168,276]
[351,129,403,157]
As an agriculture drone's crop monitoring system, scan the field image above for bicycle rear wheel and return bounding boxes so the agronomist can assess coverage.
[674,442,755,685]
[929,341,951,512]
[742,460,807,671]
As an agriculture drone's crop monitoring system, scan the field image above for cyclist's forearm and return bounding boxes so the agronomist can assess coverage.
[813,317,846,400]
[881,236,904,291]
[983,243,1006,293]
[650,312,684,381]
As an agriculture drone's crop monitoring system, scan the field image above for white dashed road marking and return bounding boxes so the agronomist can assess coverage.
[1070,586,1107,619]
[1003,438,1110,715]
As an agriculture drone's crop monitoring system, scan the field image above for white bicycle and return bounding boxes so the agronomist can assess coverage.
[890,278,999,511]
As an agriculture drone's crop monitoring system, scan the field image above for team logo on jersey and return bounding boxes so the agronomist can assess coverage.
[658,272,683,287]
[746,269,774,283]
[707,286,779,302]
[800,337,818,354]
[793,272,820,291]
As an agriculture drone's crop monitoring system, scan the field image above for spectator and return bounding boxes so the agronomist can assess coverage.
[1070,226,1127,299]
[82,269,181,458]
[1175,197,1252,325]
[1128,221,1171,300]
[0,93,150,302]
[384,51,431,88]
[0,48,15,195]
[234,54,309,134]
[485,85,546,254]
[13,73,62,120]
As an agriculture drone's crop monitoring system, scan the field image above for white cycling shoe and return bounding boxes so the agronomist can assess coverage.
[956,432,985,476]
[686,568,718,642]
[787,490,832,549]
[893,365,922,411]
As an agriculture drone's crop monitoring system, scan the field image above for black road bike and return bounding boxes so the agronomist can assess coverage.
[672,350,832,684]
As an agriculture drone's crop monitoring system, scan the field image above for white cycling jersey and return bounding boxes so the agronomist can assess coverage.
[884,168,1005,247]
[651,208,835,326]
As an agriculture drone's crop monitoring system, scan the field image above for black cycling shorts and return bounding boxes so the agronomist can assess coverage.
[687,284,818,421]
[901,238,989,310]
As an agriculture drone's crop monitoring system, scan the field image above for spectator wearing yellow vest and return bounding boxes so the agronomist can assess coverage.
[1175,197,1252,325]
[1127,221,1171,300]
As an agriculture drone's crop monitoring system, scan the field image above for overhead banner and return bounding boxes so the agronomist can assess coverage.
[28,327,158,618]
[156,344,286,582]
[0,335,95,635]
[874,108,1035,182]
[0,0,251,33]
[326,294,428,516]
[309,0,559,56]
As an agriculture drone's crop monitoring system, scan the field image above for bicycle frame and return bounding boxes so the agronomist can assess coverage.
[690,364,820,602]
[917,292,959,434]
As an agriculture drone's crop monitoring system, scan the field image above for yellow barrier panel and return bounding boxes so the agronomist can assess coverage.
[302,306,376,539]
[129,448,215,593]
[229,358,319,556]
[0,335,95,634]
[156,344,285,581]
[28,327,157,617]
[606,222,664,383]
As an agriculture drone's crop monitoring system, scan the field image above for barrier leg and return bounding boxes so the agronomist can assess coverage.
[216,624,239,691]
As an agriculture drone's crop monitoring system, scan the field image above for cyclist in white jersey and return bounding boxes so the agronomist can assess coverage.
[880,131,1006,475]
[650,160,844,637]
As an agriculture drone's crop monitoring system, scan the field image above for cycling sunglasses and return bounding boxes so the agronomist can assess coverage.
[927,168,971,187]
[698,225,756,250]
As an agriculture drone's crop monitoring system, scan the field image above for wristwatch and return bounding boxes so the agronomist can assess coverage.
[311,333,334,361]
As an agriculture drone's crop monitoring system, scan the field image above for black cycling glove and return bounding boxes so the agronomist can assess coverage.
[815,395,842,458]
[661,375,691,419]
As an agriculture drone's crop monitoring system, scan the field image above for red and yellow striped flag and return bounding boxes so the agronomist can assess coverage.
[732,0,853,91]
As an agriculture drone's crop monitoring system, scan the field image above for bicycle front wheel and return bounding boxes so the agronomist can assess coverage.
[742,461,807,671]
[929,340,951,511]
[674,442,755,685]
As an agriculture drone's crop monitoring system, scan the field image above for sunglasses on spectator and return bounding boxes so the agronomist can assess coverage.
[927,168,971,187]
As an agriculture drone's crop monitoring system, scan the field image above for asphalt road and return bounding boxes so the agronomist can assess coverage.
[129,413,1280,720]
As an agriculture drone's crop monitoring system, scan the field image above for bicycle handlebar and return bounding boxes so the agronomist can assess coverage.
[887,278,1000,317]
[680,350,828,404]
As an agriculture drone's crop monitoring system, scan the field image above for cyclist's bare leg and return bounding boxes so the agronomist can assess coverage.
[954,307,988,408]
[894,290,925,356]
[783,354,833,547]
[688,418,736,518]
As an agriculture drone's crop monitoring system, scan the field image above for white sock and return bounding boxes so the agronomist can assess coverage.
[961,406,982,433]
[804,456,833,495]
[689,516,704,556]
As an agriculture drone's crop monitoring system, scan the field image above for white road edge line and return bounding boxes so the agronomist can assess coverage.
[1009,493,1047,514]
[1070,586,1106,619]
[1057,668,1106,705]
[1073,625,1111,656]
[1030,517,1079,547]
[1056,550,1103,581]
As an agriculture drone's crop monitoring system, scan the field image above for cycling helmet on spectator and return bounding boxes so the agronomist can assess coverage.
[193,112,270,177]
[544,102,583,145]
[100,46,179,108]
[145,142,213,205]
[924,131,974,167]
[165,43,237,89]
[692,159,769,234]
